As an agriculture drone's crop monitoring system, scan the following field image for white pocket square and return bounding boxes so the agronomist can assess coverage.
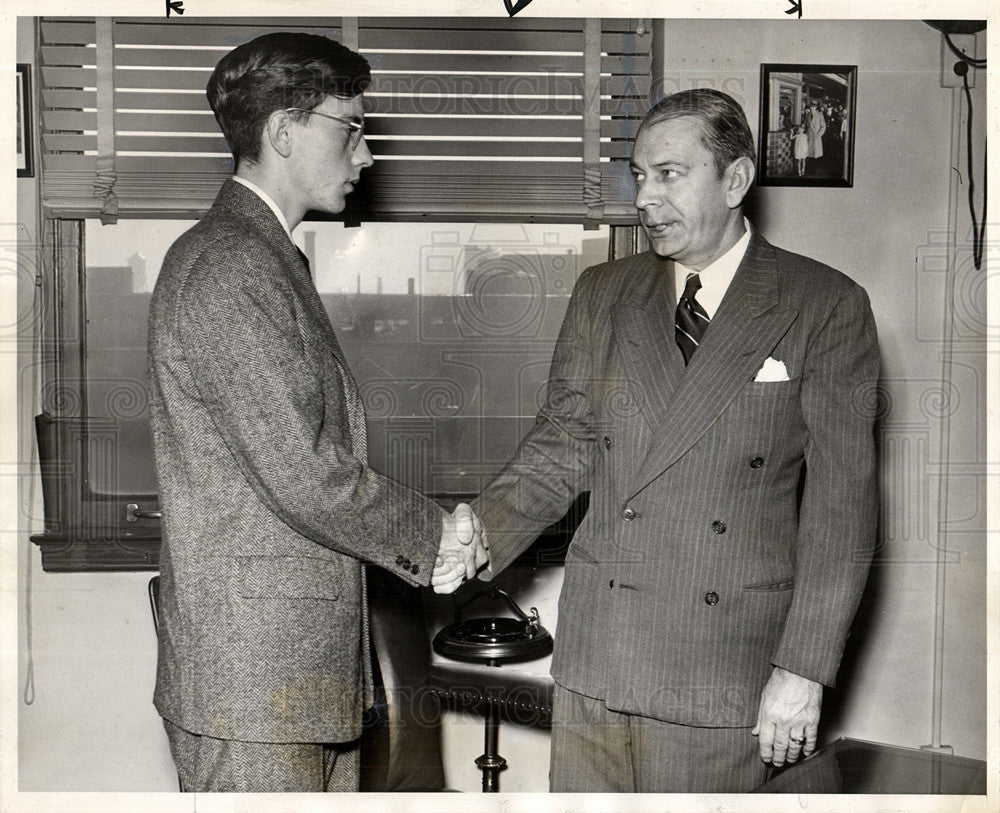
[754,357,790,382]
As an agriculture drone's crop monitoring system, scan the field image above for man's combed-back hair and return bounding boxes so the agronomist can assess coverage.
[640,88,756,177]
[207,32,371,165]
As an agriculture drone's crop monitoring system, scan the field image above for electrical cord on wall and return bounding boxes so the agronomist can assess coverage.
[928,22,986,271]
[22,242,43,707]
[943,31,986,67]
[959,66,986,271]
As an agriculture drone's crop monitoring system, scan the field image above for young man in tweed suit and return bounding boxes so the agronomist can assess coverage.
[148,33,483,792]
[473,89,879,792]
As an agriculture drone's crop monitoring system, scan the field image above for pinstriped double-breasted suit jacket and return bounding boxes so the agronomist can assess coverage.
[148,180,444,744]
[474,229,879,728]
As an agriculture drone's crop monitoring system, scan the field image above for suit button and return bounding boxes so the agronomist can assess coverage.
[750,456,764,469]
[395,555,406,566]
[604,436,612,450]
[622,506,637,521]
[410,564,420,575]
[705,591,720,606]
[712,520,727,534]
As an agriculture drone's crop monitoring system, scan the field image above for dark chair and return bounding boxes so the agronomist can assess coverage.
[147,575,161,634]
[362,569,447,791]
[147,575,184,792]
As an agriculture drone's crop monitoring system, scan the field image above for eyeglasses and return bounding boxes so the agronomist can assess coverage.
[285,108,365,151]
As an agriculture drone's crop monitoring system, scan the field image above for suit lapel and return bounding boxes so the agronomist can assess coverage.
[610,254,685,424]
[218,181,367,459]
[628,233,798,497]
[219,182,355,369]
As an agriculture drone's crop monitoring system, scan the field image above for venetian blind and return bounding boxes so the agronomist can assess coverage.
[39,16,652,224]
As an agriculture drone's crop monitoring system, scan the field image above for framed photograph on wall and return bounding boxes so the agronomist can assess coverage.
[757,63,856,187]
[17,63,34,178]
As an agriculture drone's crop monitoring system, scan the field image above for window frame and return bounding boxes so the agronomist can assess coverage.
[32,218,163,571]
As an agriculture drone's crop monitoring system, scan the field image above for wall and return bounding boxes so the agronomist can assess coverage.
[13,16,987,797]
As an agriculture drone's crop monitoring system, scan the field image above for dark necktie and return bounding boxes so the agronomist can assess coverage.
[675,272,711,365]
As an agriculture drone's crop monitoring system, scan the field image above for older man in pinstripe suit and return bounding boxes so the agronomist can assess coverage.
[148,33,483,793]
[472,89,879,792]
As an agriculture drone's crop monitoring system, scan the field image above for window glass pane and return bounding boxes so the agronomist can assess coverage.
[85,220,189,495]
[84,219,609,495]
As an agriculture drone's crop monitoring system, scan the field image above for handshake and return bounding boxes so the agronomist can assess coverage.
[430,503,489,594]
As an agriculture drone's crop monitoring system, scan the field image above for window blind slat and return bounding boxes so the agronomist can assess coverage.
[361,28,589,52]
[43,110,97,130]
[112,21,344,48]
[113,69,212,91]
[40,45,97,65]
[113,47,231,68]
[369,73,583,96]
[367,73,647,98]
[109,48,650,74]
[359,17,594,31]
[46,133,611,159]
[43,88,97,108]
[114,111,218,132]
[45,134,230,153]
[371,140,586,158]
[361,27,648,55]
[371,52,580,73]
[603,54,653,74]
[367,117,637,139]
[41,66,96,88]
[110,90,209,110]
[369,53,650,74]
[40,20,97,44]
[368,96,588,118]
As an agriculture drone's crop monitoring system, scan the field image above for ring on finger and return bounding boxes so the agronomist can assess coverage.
[789,735,806,745]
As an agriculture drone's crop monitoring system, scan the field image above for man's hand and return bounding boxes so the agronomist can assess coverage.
[752,666,822,767]
[430,503,487,594]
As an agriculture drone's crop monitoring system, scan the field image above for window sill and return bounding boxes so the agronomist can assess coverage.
[29,493,587,573]
[30,532,161,572]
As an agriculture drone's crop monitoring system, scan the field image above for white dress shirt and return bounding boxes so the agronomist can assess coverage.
[673,218,752,318]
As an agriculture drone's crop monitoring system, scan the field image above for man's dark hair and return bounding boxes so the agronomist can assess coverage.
[640,89,756,177]
[207,32,371,166]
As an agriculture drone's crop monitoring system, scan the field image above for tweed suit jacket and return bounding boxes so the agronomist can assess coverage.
[474,229,879,728]
[148,180,443,744]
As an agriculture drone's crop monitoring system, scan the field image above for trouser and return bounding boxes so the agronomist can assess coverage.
[163,718,360,792]
[549,683,769,793]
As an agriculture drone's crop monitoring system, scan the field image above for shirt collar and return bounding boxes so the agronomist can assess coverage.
[674,218,752,319]
[232,175,293,239]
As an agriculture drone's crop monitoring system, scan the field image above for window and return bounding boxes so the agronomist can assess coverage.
[33,216,619,569]
[31,15,651,570]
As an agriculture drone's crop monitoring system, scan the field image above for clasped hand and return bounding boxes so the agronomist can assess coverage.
[431,503,488,594]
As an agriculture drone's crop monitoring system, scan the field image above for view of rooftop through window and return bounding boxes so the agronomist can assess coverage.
[83,219,609,495]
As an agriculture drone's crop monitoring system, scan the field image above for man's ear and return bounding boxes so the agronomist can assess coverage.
[725,156,756,208]
[264,109,294,159]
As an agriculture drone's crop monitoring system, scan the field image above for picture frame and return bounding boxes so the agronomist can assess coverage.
[757,63,857,187]
[16,63,34,178]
